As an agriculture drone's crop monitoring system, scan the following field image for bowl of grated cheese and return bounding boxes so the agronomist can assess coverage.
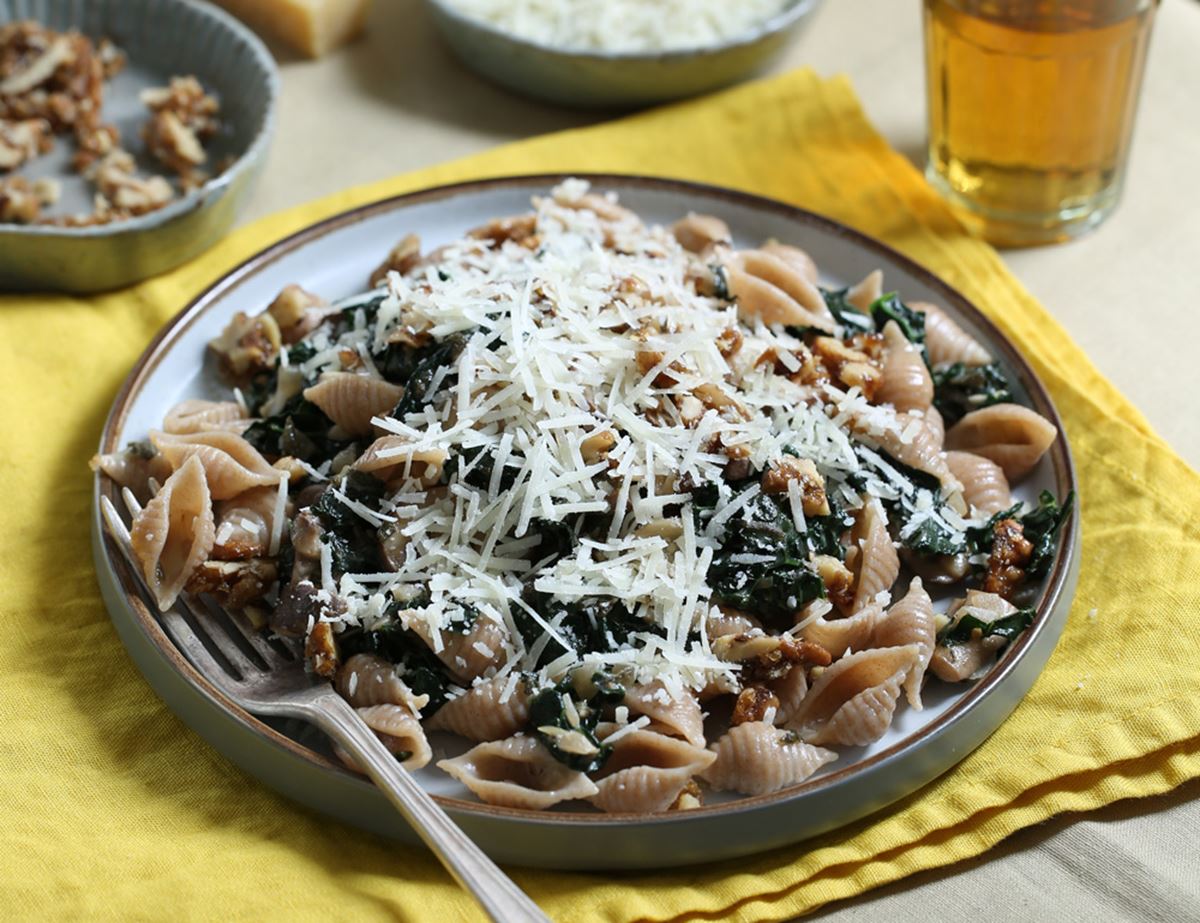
[423,0,822,108]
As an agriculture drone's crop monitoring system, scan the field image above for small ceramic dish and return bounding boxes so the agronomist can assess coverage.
[0,0,278,292]
[91,174,1080,870]
[423,0,822,108]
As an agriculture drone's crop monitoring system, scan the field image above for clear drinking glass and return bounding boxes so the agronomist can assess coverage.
[923,0,1159,246]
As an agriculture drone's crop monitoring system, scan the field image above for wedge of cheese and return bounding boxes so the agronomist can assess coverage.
[211,0,371,58]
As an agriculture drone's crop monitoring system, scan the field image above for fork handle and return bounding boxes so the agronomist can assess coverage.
[301,690,550,923]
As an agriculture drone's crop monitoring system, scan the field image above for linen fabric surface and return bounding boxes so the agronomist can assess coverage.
[2,69,1197,922]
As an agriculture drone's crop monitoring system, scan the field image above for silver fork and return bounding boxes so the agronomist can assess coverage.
[101,492,549,923]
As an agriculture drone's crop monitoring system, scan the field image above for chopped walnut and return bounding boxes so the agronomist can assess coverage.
[467,213,537,248]
[668,779,703,811]
[814,554,855,612]
[716,325,743,359]
[186,558,278,609]
[140,76,219,184]
[984,518,1033,599]
[0,173,56,223]
[267,284,329,343]
[305,620,340,679]
[88,149,174,215]
[0,116,51,169]
[714,633,830,683]
[760,456,830,515]
[812,336,883,399]
[580,429,617,463]
[731,685,780,725]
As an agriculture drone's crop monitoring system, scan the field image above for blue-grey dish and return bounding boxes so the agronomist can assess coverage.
[0,0,277,292]
[91,175,1080,870]
[423,0,822,109]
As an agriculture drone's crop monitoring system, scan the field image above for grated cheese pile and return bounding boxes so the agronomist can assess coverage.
[292,179,989,702]
[443,0,793,53]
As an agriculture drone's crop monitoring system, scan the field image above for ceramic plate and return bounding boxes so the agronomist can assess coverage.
[91,175,1079,870]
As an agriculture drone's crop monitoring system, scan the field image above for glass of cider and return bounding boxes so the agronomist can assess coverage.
[923,0,1158,246]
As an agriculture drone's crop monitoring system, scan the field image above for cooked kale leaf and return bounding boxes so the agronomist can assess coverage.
[338,618,453,713]
[932,361,1014,425]
[515,592,658,668]
[938,607,1036,646]
[870,293,928,363]
[707,489,825,620]
[820,287,874,335]
[967,490,1074,576]
[312,471,385,575]
[243,393,343,463]
[527,683,613,773]
[390,332,470,419]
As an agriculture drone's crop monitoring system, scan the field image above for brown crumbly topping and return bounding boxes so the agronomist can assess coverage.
[668,779,703,811]
[760,455,830,516]
[140,76,219,183]
[811,335,883,399]
[305,620,340,679]
[186,558,278,609]
[984,518,1033,600]
[468,214,538,248]
[813,554,855,612]
[0,173,56,223]
[0,116,51,170]
[0,22,220,227]
[731,685,780,725]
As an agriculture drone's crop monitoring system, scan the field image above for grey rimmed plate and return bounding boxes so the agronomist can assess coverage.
[424,0,822,109]
[0,0,277,292]
[91,175,1080,870]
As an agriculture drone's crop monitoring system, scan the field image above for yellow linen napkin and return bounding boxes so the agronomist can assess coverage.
[2,69,1198,922]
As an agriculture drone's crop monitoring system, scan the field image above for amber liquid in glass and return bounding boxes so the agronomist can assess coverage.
[924,0,1156,246]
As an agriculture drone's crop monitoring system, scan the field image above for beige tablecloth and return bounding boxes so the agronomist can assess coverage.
[239,0,1200,917]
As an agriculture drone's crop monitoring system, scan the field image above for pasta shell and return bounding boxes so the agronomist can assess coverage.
[407,614,508,685]
[864,410,959,496]
[303,373,404,437]
[589,729,715,814]
[848,500,899,612]
[723,264,836,333]
[945,403,1058,482]
[624,681,705,747]
[437,735,598,809]
[759,241,819,286]
[768,664,810,726]
[90,447,173,505]
[801,603,884,659]
[705,608,762,639]
[930,591,1017,682]
[845,269,883,313]
[354,435,448,486]
[212,485,285,559]
[805,668,907,747]
[873,578,936,709]
[788,644,920,736]
[336,653,430,713]
[923,406,945,449]
[945,450,1012,516]
[336,704,431,770]
[735,249,832,320]
[671,213,731,253]
[150,430,284,500]
[701,722,836,795]
[129,455,215,610]
[427,675,530,741]
[876,320,933,413]
[162,399,248,435]
[913,301,992,367]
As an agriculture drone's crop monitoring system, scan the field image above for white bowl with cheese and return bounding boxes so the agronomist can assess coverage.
[423,0,822,108]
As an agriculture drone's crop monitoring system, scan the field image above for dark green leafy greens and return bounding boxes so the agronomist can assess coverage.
[527,675,624,772]
[819,287,874,336]
[338,614,454,713]
[870,292,928,364]
[311,471,386,575]
[243,393,343,463]
[514,592,658,669]
[932,362,1014,425]
[938,607,1036,646]
[704,488,826,620]
[390,332,471,420]
[967,490,1075,577]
